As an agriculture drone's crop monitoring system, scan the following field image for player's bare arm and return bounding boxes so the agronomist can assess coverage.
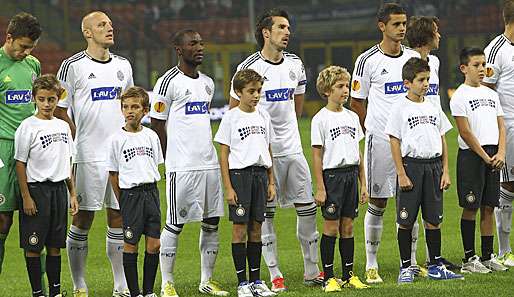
[267,146,276,202]
[219,144,237,205]
[389,136,413,191]
[454,116,493,165]
[358,151,369,204]
[108,171,121,201]
[150,118,167,159]
[350,97,367,131]
[312,145,326,206]
[491,116,506,169]
[440,135,451,190]
[294,94,304,118]
[15,160,37,216]
[54,106,77,138]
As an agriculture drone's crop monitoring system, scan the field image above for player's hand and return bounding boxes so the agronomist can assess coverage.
[267,183,276,202]
[440,170,451,190]
[491,153,505,170]
[398,174,413,192]
[360,185,369,204]
[70,195,79,216]
[23,197,37,216]
[225,188,238,206]
[314,189,326,206]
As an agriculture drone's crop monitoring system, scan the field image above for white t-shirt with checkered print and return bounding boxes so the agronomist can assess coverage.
[150,66,218,172]
[106,127,163,189]
[214,107,274,169]
[450,84,504,149]
[385,97,452,158]
[230,51,306,157]
[57,51,134,163]
[311,107,364,170]
[14,116,75,182]
[350,44,420,139]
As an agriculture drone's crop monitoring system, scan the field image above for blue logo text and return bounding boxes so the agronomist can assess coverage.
[185,101,209,115]
[384,82,407,94]
[91,87,121,101]
[265,88,294,102]
[5,90,31,104]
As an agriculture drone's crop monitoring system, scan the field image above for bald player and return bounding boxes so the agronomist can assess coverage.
[54,11,134,297]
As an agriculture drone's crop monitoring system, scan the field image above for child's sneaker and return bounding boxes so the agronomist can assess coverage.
[237,281,253,297]
[427,264,464,280]
[397,267,414,284]
[482,254,509,272]
[322,277,341,292]
[341,272,369,289]
[251,280,276,296]
[460,255,492,274]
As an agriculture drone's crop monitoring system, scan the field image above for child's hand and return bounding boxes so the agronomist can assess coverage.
[482,155,494,167]
[360,185,369,204]
[440,170,451,190]
[267,183,276,202]
[491,153,505,170]
[23,196,37,216]
[225,188,238,206]
[70,195,79,216]
[398,173,413,192]
[314,189,326,206]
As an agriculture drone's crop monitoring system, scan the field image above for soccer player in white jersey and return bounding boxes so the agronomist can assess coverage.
[349,3,420,283]
[483,1,514,267]
[405,16,459,271]
[229,9,322,292]
[53,11,134,297]
[150,30,228,297]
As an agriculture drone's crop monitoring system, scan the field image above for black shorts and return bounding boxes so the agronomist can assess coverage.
[120,183,161,245]
[19,181,68,252]
[229,166,268,224]
[457,145,500,209]
[396,157,443,226]
[321,166,359,220]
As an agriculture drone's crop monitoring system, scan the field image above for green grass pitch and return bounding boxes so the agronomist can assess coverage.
[2,116,514,297]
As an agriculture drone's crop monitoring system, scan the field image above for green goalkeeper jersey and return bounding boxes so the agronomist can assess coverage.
[0,47,40,140]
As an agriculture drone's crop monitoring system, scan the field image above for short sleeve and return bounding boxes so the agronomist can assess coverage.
[154,133,164,165]
[294,60,307,95]
[263,110,275,145]
[14,121,31,163]
[483,45,502,85]
[356,115,364,141]
[310,115,324,147]
[56,60,75,109]
[150,75,174,120]
[67,124,76,162]
[450,94,468,117]
[495,92,505,116]
[105,135,119,172]
[350,53,372,100]
[125,63,135,88]
[229,64,243,100]
[384,105,401,139]
[214,112,232,146]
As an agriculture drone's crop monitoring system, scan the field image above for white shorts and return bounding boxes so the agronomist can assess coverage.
[502,119,514,183]
[364,133,396,198]
[270,153,314,208]
[74,162,119,211]
[165,169,224,225]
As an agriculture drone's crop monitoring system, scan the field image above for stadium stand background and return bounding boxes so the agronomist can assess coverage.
[0,0,504,115]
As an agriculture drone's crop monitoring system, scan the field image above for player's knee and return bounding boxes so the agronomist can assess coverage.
[106,208,122,227]
[340,217,354,237]
[202,216,220,226]
[72,210,94,230]
[248,220,262,240]
[47,247,61,256]
[462,208,478,220]
[232,223,247,242]
[123,242,138,253]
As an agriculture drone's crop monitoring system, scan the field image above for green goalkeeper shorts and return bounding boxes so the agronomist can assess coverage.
[0,139,19,211]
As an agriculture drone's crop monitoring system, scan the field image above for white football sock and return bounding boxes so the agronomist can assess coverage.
[364,203,385,270]
[106,227,127,292]
[66,225,88,290]
[160,225,181,286]
[496,187,514,256]
[296,203,320,279]
[261,208,282,281]
[199,223,219,283]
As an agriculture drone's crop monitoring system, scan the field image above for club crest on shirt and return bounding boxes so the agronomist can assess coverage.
[0,194,5,205]
[205,85,213,95]
[32,72,37,82]
[117,70,124,81]
[289,70,296,81]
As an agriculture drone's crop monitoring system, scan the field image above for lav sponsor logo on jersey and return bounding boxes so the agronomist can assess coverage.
[5,90,32,104]
[427,84,439,96]
[185,101,209,115]
[265,88,294,102]
[384,81,408,95]
[91,87,121,101]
